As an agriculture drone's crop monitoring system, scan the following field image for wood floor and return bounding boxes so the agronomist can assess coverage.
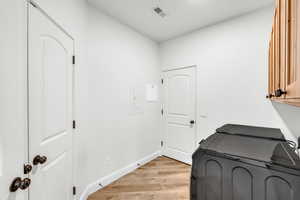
[88,156,191,200]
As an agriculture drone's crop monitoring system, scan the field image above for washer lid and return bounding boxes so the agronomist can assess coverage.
[216,124,286,141]
[199,124,300,170]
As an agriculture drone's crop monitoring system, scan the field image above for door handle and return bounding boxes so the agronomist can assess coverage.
[20,178,31,190]
[9,177,31,192]
[274,89,287,97]
[24,164,33,174]
[9,177,22,192]
[33,155,47,165]
[190,120,195,125]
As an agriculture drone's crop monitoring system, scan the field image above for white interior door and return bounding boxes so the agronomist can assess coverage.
[28,4,74,200]
[0,0,27,199]
[0,120,27,200]
[163,67,196,164]
[0,108,27,200]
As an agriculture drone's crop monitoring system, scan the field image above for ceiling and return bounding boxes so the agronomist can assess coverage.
[88,0,273,42]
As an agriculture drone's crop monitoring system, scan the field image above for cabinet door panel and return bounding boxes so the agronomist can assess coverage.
[274,7,281,92]
[269,40,274,96]
[286,0,300,99]
[280,0,289,93]
[269,28,276,96]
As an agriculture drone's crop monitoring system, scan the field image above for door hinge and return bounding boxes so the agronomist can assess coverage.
[72,120,76,129]
[161,79,164,84]
[73,186,76,195]
[29,1,38,8]
[72,55,75,65]
[161,109,164,115]
[161,141,164,147]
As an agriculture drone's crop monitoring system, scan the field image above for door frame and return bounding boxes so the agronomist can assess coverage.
[26,1,77,198]
[161,65,198,164]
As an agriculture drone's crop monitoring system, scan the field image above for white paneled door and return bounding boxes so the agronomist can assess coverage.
[163,67,197,164]
[28,4,74,200]
[0,0,27,199]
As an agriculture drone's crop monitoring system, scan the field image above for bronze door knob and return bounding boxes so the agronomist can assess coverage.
[275,89,287,97]
[24,164,33,174]
[9,177,31,192]
[33,155,47,165]
[9,177,22,192]
[20,178,31,190]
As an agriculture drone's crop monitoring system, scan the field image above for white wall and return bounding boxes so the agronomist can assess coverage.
[83,4,161,195]
[160,6,300,143]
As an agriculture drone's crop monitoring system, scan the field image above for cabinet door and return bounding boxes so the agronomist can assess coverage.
[270,40,273,94]
[274,7,281,93]
[280,0,289,94]
[286,0,300,99]
[268,9,279,98]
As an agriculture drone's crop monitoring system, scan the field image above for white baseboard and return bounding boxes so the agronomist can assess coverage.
[163,148,192,165]
[79,151,161,200]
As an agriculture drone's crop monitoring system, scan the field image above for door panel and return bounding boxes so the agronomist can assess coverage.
[41,153,70,200]
[168,75,190,115]
[286,0,300,99]
[163,67,196,164]
[28,4,74,200]
[280,0,288,93]
[275,7,281,92]
[269,28,275,96]
[43,36,68,138]
[0,0,27,199]
[167,123,194,153]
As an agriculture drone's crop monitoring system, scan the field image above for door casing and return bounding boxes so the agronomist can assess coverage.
[161,65,198,165]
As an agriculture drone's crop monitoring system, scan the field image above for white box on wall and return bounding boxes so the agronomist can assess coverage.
[146,84,158,102]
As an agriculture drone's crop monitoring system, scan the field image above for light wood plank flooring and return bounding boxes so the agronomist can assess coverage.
[88,156,191,200]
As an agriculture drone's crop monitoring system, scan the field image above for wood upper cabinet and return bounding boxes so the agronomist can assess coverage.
[268,0,300,106]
